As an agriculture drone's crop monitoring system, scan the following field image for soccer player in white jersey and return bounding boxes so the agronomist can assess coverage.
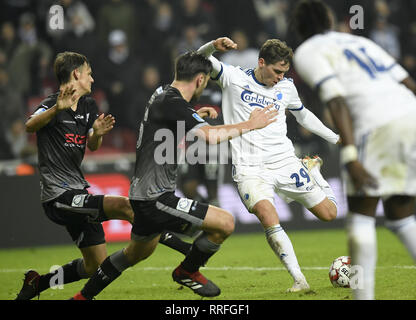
[198,37,340,292]
[292,0,416,300]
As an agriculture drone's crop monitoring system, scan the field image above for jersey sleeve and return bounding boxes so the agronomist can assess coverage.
[294,46,347,102]
[286,79,304,111]
[30,97,58,127]
[197,41,239,89]
[208,55,238,89]
[166,97,208,133]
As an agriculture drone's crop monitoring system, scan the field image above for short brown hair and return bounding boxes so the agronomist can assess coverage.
[54,51,89,85]
[259,39,293,65]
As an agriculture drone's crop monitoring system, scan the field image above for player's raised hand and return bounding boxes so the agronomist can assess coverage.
[197,106,218,119]
[56,85,78,111]
[346,160,379,192]
[248,104,278,130]
[213,37,238,52]
[92,114,115,136]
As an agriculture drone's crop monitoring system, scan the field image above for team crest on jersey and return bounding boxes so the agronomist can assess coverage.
[71,194,87,207]
[176,198,193,213]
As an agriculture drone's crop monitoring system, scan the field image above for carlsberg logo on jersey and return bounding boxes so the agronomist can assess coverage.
[240,87,281,110]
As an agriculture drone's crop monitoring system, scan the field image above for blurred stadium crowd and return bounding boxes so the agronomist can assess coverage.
[1,0,416,161]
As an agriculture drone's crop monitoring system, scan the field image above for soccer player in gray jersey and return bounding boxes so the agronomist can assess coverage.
[16,52,134,300]
[71,51,278,299]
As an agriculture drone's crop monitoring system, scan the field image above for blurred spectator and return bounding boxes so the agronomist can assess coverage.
[97,0,137,53]
[7,12,53,97]
[47,0,96,59]
[221,29,259,69]
[253,0,289,39]
[95,29,141,131]
[174,25,204,57]
[140,1,177,83]
[133,65,161,123]
[0,49,7,69]
[175,0,217,40]
[0,68,36,160]
[213,0,261,45]
[369,16,401,60]
[0,21,19,62]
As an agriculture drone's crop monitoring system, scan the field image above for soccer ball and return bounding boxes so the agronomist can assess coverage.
[329,256,351,288]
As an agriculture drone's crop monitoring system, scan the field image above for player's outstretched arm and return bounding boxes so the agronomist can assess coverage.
[290,106,339,144]
[87,114,115,151]
[25,85,78,132]
[196,105,277,144]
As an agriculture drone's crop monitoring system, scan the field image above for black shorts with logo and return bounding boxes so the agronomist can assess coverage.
[42,189,106,248]
[130,192,209,241]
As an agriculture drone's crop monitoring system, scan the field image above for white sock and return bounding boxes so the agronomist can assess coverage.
[385,215,416,262]
[265,225,306,283]
[310,166,337,208]
[346,213,377,300]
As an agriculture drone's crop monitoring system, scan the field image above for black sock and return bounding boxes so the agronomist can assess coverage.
[180,235,220,273]
[38,258,87,293]
[159,231,192,255]
[181,245,214,273]
[81,250,130,299]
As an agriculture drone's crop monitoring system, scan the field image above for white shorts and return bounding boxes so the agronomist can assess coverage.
[344,112,416,197]
[232,156,327,212]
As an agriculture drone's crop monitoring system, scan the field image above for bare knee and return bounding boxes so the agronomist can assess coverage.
[207,211,235,243]
[122,198,134,223]
[221,212,235,238]
[310,199,337,222]
[103,195,134,223]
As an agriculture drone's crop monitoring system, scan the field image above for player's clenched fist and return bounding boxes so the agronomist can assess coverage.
[213,37,237,52]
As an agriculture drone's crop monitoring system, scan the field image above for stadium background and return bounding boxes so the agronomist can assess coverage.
[1,0,415,248]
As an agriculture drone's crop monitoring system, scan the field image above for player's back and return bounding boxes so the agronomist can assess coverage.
[295,31,416,137]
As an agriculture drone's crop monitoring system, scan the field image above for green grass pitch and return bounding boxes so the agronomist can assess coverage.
[1,227,415,300]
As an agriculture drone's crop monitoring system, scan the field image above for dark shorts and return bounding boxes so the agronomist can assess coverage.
[42,189,106,248]
[130,192,209,241]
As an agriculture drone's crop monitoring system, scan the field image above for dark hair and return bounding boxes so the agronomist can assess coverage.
[174,51,213,81]
[54,51,89,85]
[292,0,333,41]
[259,39,293,65]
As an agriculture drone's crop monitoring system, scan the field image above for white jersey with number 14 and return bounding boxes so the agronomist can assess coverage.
[294,31,416,140]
